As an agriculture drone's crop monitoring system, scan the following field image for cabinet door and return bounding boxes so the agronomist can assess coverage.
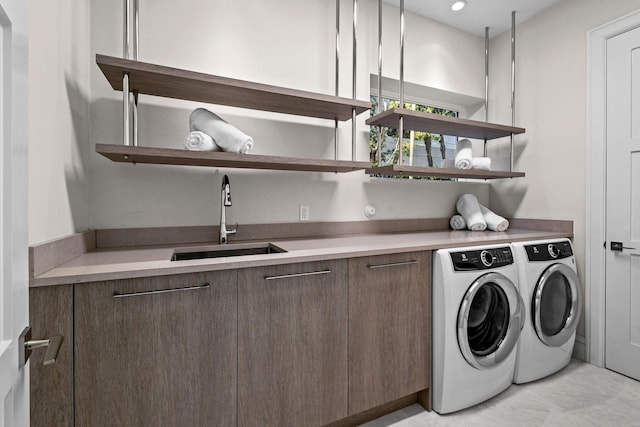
[30,285,74,427]
[349,252,431,414]
[238,260,348,427]
[74,271,237,427]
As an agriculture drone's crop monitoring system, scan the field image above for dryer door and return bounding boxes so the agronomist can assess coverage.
[533,263,582,347]
[457,272,524,369]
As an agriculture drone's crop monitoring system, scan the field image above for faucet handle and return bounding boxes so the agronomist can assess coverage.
[220,227,236,244]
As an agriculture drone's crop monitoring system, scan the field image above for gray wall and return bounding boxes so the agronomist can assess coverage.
[29,0,91,244]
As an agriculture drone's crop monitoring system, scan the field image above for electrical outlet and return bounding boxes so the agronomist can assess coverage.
[299,205,310,221]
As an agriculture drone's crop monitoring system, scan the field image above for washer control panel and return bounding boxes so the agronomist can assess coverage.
[525,240,573,261]
[450,247,513,271]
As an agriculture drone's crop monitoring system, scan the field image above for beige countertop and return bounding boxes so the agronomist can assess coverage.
[30,227,571,287]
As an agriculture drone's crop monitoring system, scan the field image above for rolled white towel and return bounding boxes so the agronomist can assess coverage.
[450,214,467,230]
[455,139,473,169]
[441,159,455,169]
[479,204,509,232]
[456,193,487,231]
[189,108,254,154]
[185,131,219,151]
[471,157,491,171]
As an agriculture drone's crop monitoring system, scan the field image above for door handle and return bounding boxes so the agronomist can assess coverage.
[112,283,210,298]
[264,270,332,281]
[367,260,418,269]
[18,326,63,368]
[610,241,636,252]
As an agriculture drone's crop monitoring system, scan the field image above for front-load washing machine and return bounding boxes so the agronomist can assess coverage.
[432,244,524,414]
[512,238,582,384]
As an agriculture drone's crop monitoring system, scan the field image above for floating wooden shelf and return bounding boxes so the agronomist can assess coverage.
[366,164,525,179]
[96,144,369,173]
[366,108,525,140]
[96,55,370,121]
[95,56,525,179]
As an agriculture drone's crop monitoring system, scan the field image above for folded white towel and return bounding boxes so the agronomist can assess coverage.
[189,108,254,154]
[456,194,487,231]
[471,157,491,171]
[442,159,455,169]
[185,131,219,151]
[479,204,509,232]
[455,139,473,169]
[450,215,467,230]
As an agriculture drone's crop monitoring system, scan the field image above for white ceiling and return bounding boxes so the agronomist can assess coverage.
[382,0,563,37]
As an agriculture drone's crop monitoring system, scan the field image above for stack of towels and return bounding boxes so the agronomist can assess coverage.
[441,139,491,170]
[450,193,509,232]
[185,108,254,154]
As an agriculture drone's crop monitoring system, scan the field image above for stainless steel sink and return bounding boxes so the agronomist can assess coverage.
[170,242,287,261]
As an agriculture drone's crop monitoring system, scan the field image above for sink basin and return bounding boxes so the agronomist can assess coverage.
[170,242,287,261]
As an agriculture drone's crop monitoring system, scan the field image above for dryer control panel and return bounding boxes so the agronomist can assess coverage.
[450,246,513,271]
[525,241,573,261]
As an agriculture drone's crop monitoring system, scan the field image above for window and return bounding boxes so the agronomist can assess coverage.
[369,96,459,172]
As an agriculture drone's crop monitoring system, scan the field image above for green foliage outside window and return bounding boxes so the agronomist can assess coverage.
[369,97,457,172]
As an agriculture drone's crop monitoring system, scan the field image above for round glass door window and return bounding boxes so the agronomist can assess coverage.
[533,263,582,347]
[467,283,509,356]
[458,272,523,369]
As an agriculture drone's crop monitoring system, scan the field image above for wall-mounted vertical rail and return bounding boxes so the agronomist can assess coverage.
[122,0,139,147]
[132,0,139,147]
[510,11,516,171]
[123,0,130,146]
[335,0,340,160]
[397,0,405,166]
[484,26,489,157]
[351,0,358,161]
[133,0,139,59]
[377,0,383,167]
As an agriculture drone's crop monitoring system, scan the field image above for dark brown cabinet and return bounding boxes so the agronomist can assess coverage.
[348,252,431,415]
[237,260,349,427]
[30,252,432,426]
[73,271,237,427]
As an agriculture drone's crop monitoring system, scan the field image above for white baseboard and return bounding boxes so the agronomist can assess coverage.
[572,335,586,361]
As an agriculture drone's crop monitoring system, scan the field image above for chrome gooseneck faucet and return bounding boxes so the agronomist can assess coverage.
[219,175,237,244]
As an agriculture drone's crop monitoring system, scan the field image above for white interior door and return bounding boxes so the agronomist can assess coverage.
[605,25,640,381]
[0,0,29,425]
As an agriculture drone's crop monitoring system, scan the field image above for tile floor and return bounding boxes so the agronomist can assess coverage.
[360,360,640,426]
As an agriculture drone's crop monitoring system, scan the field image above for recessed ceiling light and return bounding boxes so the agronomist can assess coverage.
[451,0,467,12]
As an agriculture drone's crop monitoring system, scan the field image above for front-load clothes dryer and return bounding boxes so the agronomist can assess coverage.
[512,238,582,384]
[432,244,524,414]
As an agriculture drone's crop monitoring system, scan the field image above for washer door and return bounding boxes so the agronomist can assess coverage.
[533,263,582,347]
[457,272,524,369]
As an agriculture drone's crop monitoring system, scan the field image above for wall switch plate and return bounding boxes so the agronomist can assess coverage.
[299,205,310,221]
